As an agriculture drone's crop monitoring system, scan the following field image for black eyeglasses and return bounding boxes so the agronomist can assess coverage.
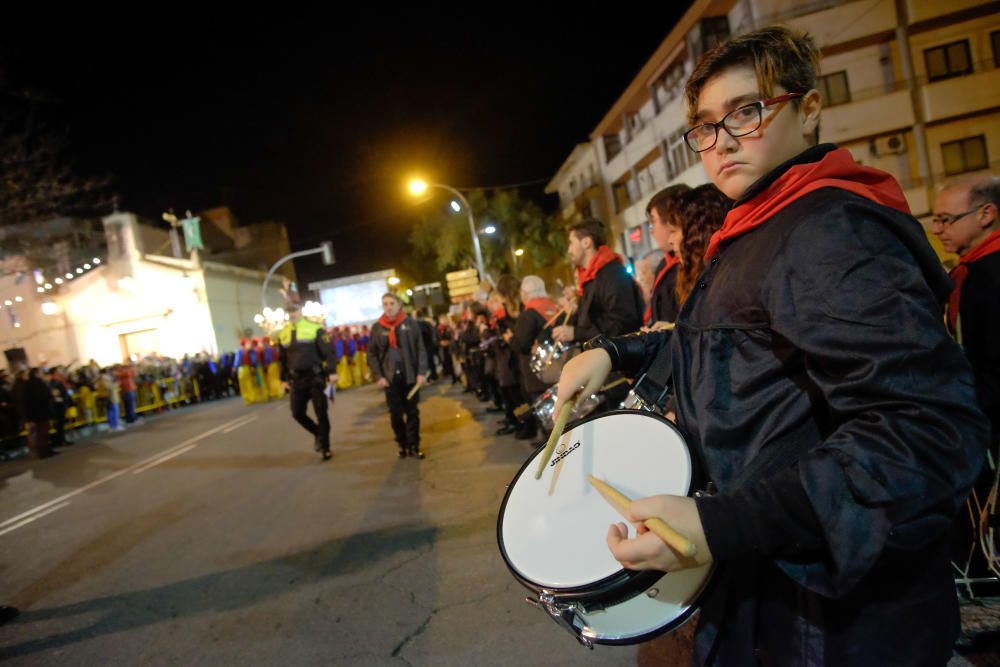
[931,204,984,227]
[684,93,804,153]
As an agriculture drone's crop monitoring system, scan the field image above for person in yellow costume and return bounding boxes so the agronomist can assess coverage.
[277,302,338,460]
[262,337,283,399]
[335,328,353,390]
[235,338,258,405]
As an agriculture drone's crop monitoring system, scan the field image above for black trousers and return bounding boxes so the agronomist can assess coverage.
[385,375,420,452]
[290,374,330,450]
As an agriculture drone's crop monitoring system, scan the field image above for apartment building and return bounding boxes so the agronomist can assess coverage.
[550,0,1000,263]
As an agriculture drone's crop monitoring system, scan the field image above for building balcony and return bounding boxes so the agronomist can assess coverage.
[783,0,897,49]
[904,0,985,24]
[921,68,1000,123]
[821,90,915,144]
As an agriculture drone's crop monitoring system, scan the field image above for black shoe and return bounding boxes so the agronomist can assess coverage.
[410,448,425,459]
[321,450,332,461]
[397,448,408,459]
[0,606,18,625]
[496,424,517,436]
[314,436,322,452]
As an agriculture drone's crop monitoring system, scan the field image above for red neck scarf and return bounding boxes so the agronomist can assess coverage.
[576,245,624,296]
[378,312,407,348]
[948,227,1000,334]
[705,148,910,260]
[644,253,681,324]
[524,297,558,320]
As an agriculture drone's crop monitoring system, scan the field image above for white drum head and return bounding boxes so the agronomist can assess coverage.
[500,411,693,589]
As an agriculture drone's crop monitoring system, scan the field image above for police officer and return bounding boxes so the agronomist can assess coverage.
[278,302,338,461]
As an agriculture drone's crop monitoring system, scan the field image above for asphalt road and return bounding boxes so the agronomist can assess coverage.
[0,383,645,666]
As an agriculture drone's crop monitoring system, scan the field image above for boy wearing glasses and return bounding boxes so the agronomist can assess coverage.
[554,26,987,664]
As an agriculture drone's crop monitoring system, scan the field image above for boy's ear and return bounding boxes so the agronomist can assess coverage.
[800,88,822,140]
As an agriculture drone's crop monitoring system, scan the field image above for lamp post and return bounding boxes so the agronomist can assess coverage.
[408,179,486,281]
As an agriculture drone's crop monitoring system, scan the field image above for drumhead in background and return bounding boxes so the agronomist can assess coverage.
[499,411,692,590]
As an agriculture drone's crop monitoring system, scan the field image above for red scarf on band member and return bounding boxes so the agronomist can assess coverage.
[948,227,1000,335]
[378,312,407,348]
[576,245,625,296]
[704,148,910,260]
[644,254,681,324]
[524,297,558,320]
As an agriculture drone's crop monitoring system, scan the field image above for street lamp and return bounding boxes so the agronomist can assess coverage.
[407,178,486,281]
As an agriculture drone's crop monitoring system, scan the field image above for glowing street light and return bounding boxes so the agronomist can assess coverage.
[406,289,414,296]
[408,178,429,196]
[450,200,461,213]
[515,248,525,257]
[387,276,401,286]
[483,225,497,235]
[406,178,486,280]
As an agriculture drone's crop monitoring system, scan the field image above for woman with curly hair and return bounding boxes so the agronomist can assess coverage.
[672,184,732,308]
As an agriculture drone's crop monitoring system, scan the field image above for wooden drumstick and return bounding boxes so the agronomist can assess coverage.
[597,377,628,393]
[587,475,697,558]
[542,307,566,329]
[406,384,420,401]
[534,401,575,480]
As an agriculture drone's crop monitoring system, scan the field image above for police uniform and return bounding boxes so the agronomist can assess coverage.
[278,316,338,459]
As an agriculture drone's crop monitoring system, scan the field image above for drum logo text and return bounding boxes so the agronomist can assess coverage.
[550,441,582,467]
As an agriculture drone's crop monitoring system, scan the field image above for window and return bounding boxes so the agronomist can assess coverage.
[942,135,988,176]
[700,16,730,56]
[604,134,622,163]
[992,30,1000,68]
[818,71,850,107]
[924,40,972,82]
[612,182,631,213]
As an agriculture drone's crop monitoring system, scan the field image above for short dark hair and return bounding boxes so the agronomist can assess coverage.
[382,292,402,305]
[968,176,1000,211]
[686,26,820,135]
[646,184,691,225]
[567,218,606,248]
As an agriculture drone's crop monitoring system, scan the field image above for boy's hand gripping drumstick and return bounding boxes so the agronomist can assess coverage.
[587,475,697,558]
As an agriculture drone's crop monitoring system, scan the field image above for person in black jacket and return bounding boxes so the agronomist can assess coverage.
[553,26,987,666]
[932,175,1000,596]
[512,275,559,440]
[643,184,689,329]
[551,218,643,346]
[14,368,55,459]
[933,174,1000,450]
[368,293,429,459]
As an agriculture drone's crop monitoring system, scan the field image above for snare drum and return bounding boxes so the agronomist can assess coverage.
[530,340,578,385]
[531,383,603,432]
[497,410,712,648]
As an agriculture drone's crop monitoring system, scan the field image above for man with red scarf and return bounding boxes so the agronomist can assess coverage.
[551,218,643,346]
[644,184,689,327]
[933,174,1000,450]
[367,292,429,459]
[553,26,987,665]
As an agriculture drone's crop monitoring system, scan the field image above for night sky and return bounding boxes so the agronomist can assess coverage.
[1,5,690,286]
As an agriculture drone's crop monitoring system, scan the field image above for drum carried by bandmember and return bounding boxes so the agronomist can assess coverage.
[497,410,713,647]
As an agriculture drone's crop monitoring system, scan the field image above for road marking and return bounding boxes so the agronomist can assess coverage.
[132,444,198,474]
[0,502,70,537]
[0,413,256,532]
[222,415,259,434]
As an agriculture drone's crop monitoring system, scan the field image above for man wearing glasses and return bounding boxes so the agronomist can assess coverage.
[554,25,987,664]
[933,175,1000,492]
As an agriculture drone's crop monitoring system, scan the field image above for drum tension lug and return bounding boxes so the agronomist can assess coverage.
[526,593,594,650]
